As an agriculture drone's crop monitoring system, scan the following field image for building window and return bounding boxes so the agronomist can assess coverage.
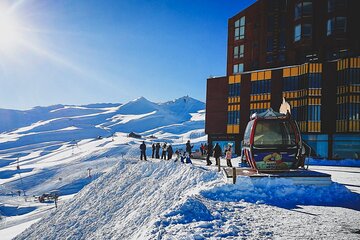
[294,24,312,41]
[234,45,244,59]
[233,63,244,74]
[266,54,273,63]
[295,1,313,20]
[294,24,301,41]
[328,0,347,13]
[302,1,312,16]
[234,16,245,40]
[228,83,241,97]
[302,24,312,37]
[327,17,347,35]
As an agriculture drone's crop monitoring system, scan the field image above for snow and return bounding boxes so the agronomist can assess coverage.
[1,218,41,240]
[0,96,359,239]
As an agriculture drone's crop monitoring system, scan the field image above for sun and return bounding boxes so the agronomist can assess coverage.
[0,11,22,52]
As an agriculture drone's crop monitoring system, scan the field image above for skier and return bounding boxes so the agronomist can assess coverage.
[206,142,213,166]
[155,143,161,159]
[161,143,167,159]
[185,140,193,155]
[225,145,233,167]
[213,143,222,166]
[200,143,204,155]
[140,141,147,161]
[167,144,173,160]
[152,143,155,158]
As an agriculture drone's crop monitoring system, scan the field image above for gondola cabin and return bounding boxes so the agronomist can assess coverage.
[241,109,304,171]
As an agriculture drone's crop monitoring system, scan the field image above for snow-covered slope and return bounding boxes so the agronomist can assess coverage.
[0,96,205,149]
[14,157,360,240]
[2,96,360,240]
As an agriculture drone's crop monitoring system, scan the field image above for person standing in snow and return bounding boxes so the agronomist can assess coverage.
[167,144,173,160]
[206,142,213,166]
[213,143,222,166]
[200,143,204,155]
[225,146,233,167]
[161,143,167,160]
[174,150,180,162]
[152,143,155,158]
[155,143,161,159]
[140,141,147,161]
[186,140,193,155]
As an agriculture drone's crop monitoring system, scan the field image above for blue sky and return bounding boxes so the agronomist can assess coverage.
[0,0,255,109]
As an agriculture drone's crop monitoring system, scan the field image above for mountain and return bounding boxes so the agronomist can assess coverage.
[0,96,205,149]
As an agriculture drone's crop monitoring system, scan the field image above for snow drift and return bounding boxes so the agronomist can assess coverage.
[14,158,360,240]
[14,160,219,240]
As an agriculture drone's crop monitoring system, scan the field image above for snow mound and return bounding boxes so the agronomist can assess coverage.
[201,177,360,210]
[15,160,219,240]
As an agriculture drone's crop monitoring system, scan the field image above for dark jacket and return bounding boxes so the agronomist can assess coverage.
[140,143,146,151]
[207,143,213,155]
[167,145,173,154]
[186,142,193,153]
[213,144,222,158]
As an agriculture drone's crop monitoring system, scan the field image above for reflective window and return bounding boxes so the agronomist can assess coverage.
[294,24,312,41]
[295,1,313,19]
[235,16,245,40]
[254,120,296,146]
[327,17,347,35]
[295,3,302,20]
[239,45,244,58]
[233,63,244,74]
[234,45,244,59]
[294,24,301,41]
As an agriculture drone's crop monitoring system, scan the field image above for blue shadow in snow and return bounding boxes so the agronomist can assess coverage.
[0,159,15,168]
[200,181,360,211]
[57,174,101,196]
[0,168,33,179]
[0,206,37,217]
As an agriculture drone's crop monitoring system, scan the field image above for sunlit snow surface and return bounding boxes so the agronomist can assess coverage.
[0,97,359,239]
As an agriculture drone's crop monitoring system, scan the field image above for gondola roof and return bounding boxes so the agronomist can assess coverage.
[250,108,290,120]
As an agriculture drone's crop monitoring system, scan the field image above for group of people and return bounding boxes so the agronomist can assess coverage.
[204,143,232,167]
[140,140,233,167]
[140,141,187,161]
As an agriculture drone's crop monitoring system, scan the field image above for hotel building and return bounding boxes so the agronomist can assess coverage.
[205,0,360,158]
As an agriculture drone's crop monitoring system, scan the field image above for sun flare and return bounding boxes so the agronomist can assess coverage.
[0,10,22,52]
